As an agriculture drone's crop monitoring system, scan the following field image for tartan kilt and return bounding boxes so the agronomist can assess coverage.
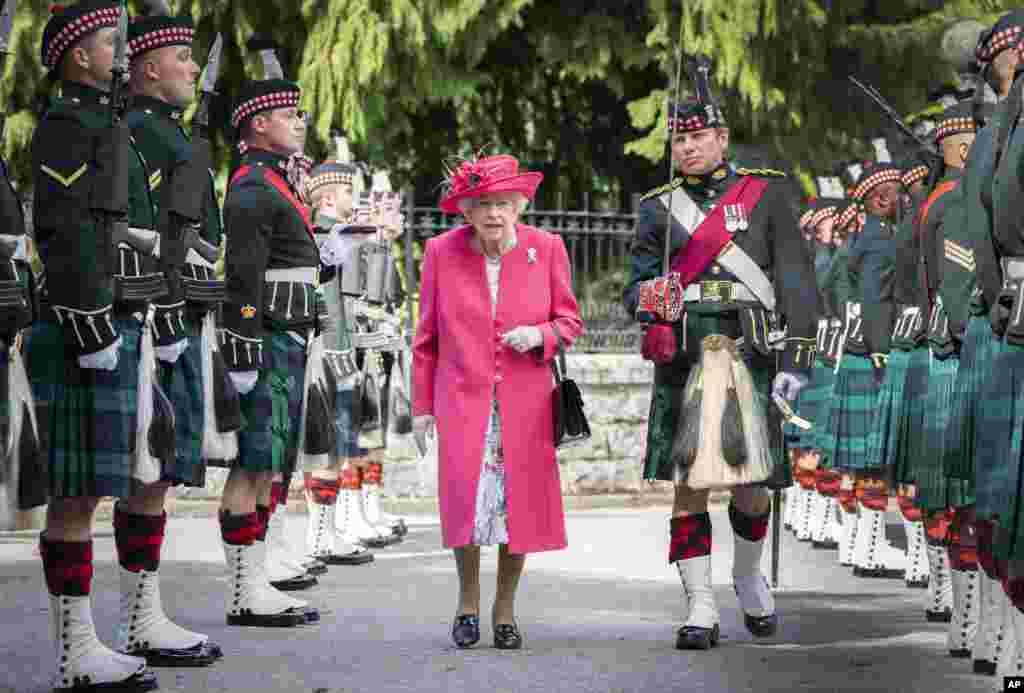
[916,354,971,512]
[946,316,996,483]
[25,317,143,499]
[864,348,912,478]
[787,359,833,449]
[642,312,787,488]
[824,353,878,473]
[890,347,930,485]
[976,334,1024,529]
[157,321,204,487]
[233,331,306,474]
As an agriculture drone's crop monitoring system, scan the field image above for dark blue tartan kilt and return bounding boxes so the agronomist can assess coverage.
[916,354,971,513]
[864,348,912,478]
[946,316,997,484]
[823,353,879,473]
[157,320,204,487]
[231,331,306,474]
[334,384,367,459]
[976,333,1024,536]
[25,317,143,499]
[787,359,833,449]
[890,347,930,485]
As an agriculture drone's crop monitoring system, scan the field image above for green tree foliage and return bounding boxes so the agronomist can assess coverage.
[1,0,1018,203]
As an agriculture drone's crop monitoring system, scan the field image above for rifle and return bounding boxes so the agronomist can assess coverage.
[849,76,944,190]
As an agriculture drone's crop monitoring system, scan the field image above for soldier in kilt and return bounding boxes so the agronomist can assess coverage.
[624,97,817,651]
[0,126,39,520]
[302,160,377,566]
[975,11,1024,678]
[25,2,227,690]
[216,52,323,628]
[828,163,908,580]
[789,200,844,547]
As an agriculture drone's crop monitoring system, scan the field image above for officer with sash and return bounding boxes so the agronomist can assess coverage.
[26,1,223,689]
[217,40,321,628]
[623,91,817,650]
[976,10,1024,677]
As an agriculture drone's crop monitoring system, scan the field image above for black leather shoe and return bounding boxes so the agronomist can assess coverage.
[270,574,318,591]
[926,608,952,623]
[134,640,222,667]
[973,658,996,675]
[318,549,375,565]
[304,559,328,576]
[811,540,838,550]
[57,669,161,692]
[451,615,480,648]
[744,613,778,637]
[675,624,719,650]
[904,577,929,589]
[299,606,320,624]
[493,623,522,650]
[949,647,971,658]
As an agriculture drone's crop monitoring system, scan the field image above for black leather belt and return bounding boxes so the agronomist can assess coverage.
[183,278,226,305]
[115,273,167,303]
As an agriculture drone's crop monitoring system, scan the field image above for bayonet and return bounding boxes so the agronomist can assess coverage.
[193,33,222,133]
[109,0,129,119]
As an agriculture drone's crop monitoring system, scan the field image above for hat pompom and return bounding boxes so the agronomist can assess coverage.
[49,4,66,14]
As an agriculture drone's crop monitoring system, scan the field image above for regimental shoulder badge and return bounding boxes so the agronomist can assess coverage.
[736,167,787,178]
[640,177,684,202]
[241,305,257,319]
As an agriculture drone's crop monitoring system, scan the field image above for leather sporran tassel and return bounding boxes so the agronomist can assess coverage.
[672,335,773,490]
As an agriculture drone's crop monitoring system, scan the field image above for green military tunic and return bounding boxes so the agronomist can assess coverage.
[25,80,160,499]
[126,94,225,483]
[623,163,817,486]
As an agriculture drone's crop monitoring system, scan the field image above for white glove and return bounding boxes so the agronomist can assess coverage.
[412,414,436,437]
[772,371,809,402]
[230,370,259,395]
[78,338,121,371]
[500,326,544,353]
[155,339,188,364]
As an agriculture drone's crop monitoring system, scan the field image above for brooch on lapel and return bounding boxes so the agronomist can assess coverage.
[527,247,537,264]
[724,204,749,232]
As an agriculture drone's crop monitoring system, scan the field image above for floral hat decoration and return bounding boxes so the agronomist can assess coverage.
[439,152,543,214]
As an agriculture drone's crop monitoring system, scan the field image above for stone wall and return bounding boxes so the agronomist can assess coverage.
[178,353,669,500]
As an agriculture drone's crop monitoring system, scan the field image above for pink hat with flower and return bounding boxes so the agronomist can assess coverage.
[439,154,543,214]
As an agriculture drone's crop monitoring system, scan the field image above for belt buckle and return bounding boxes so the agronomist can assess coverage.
[700,280,732,303]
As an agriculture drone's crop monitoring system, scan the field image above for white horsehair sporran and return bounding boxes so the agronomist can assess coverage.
[671,334,773,490]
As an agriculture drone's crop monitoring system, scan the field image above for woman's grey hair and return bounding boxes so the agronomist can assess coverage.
[458,194,530,215]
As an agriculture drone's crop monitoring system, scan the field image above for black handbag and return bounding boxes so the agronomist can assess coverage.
[551,325,590,449]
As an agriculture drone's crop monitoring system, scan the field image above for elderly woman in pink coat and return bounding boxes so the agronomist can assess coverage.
[412,154,583,650]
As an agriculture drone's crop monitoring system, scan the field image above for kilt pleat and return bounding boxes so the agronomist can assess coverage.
[947,317,997,482]
[788,360,834,449]
[892,347,930,484]
[236,332,306,474]
[977,333,1024,533]
[158,328,205,487]
[916,355,970,512]
[825,353,878,473]
[26,318,143,499]
[865,349,912,476]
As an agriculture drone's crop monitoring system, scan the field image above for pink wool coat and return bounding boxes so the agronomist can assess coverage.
[412,224,583,554]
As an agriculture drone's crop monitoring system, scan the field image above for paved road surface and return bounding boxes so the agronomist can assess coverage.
[0,508,993,693]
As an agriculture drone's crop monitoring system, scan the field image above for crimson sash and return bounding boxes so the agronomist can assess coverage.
[667,177,771,286]
[230,164,314,238]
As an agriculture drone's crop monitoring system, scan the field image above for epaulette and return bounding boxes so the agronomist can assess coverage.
[640,177,684,202]
[736,167,787,178]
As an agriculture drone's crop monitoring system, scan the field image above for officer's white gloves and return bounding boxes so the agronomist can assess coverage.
[500,326,544,353]
[230,370,259,395]
[412,414,436,437]
[155,339,189,364]
[772,371,808,402]
[78,338,121,371]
